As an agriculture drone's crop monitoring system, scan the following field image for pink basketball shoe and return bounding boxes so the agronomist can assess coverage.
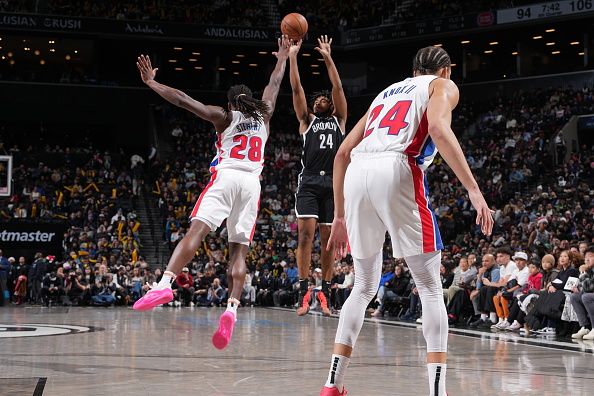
[320,386,348,396]
[132,288,174,311]
[212,311,236,350]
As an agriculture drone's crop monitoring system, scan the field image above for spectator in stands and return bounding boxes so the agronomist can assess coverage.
[176,267,194,307]
[91,273,117,306]
[492,251,530,329]
[0,249,9,305]
[502,260,544,331]
[570,246,594,340]
[41,271,64,307]
[242,272,256,307]
[273,272,294,307]
[64,270,90,306]
[470,254,501,328]
[207,278,226,307]
[372,264,410,317]
[333,264,354,309]
[443,257,477,305]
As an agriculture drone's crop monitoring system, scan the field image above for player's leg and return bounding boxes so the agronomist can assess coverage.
[322,159,385,395]
[318,224,333,316]
[322,251,383,395]
[319,181,335,315]
[296,217,317,315]
[405,251,448,396]
[295,179,320,315]
[212,174,258,349]
[134,171,229,311]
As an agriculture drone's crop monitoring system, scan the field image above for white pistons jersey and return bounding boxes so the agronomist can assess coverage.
[353,75,438,170]
[210,110,268,176]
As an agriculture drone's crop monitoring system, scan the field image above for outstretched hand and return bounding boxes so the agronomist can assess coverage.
[273,35,291,60]
[137,54,158,84]
[288,39,303,57]
[469,190,494,236]
[326,216,349,260]
[314,35,332,58]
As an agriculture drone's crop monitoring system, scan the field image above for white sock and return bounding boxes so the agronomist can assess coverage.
[157,273,174,289]
[489,312,497,322]
[324,354,350,390]
[427,363,447,396]
[480,313,487,320]
[226,298,239,317]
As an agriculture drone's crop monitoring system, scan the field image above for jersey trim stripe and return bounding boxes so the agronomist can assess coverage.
[404,110,429,157]
[190,171,218,218]
[408,157,436,253]
[249,198,261,241]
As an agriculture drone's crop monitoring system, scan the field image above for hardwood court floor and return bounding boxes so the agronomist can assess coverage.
[1,306,593,395]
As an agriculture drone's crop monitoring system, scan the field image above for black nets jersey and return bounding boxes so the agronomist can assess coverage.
[301,115,345,173]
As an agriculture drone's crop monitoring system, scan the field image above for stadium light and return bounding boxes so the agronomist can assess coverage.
[461,40,470,44]
[570,42,580,45]
[194,66,203,70]
[450,63,457,67]
[192,52,200,55]
[311,64,319,68]
[533,36,542,39]
[302,53,311,57]
[546,28,555,32]
[236,54,245,58]
[546,42,555,46]
[34,50,40,55]
[433,43,443,47]
[249,63,258,67]
[512,51,518,55]
[489,42,498,45]
[312,71,320,75]
[551,51,560,55]
[232,60,240,64]
[218,67,226,71]
[233,72,239,75]
[189,58,198,62]
[65,54,71,60]
[258,51,267,55]
[174,47,182,50]
[168,59,177,63]
[40,59,45,65]
[484,50,493,54]
[50,49,55,52]
[579,52,585,55]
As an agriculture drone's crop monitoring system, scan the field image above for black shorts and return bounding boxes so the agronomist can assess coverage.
[295,172,334,224]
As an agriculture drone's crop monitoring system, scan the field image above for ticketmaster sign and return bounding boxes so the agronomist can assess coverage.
[0,222,67,260]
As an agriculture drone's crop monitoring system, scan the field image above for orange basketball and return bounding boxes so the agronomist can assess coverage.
[281,13,308,41]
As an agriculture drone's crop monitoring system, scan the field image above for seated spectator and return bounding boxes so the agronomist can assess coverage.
[525,250,580,334]
[570,247,594,340]
[64,270,90,306]
[256,269,274,306]
[207,278,226,307]
[469,254,501,328]
[176,267,194,307]
[41,272,64,307]
[273,272,294,307]
[492,251,530,329]
[333,265,354,309]
[241,272,256,307]
[301,269,331,315]
[443,256,477,305]
[372,264,410,317]
[91,273,117,306]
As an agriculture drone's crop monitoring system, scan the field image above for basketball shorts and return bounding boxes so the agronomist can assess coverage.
[295,171,334,225]
[189,169,260,245]
[344,152,443,259]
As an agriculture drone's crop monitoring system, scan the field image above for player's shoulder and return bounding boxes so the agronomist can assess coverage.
[430,78,458,93]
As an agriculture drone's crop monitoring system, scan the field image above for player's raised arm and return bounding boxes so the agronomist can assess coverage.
[137,54,230,132]
[426,78,494,236]
[326,110,368,258]
[315,35,347,130]
[288,39,311,133]
[261,35,290,120]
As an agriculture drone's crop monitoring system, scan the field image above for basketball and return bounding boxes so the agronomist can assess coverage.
[281,13,308,41]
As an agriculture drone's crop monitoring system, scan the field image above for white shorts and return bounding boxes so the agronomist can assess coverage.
[189,169,260,245]
[344,152,443,259]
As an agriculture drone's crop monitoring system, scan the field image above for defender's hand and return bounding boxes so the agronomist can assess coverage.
[137,54,158,84]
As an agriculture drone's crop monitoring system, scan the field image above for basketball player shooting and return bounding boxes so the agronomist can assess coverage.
[321,46,494,396]
[132,36,290,350]
[289,36,347,317]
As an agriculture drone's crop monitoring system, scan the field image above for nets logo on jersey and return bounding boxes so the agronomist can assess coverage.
[311,121,337,133]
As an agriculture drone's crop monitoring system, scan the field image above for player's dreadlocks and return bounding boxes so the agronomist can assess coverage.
[227,84,270,123]
[412,46,451,75]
